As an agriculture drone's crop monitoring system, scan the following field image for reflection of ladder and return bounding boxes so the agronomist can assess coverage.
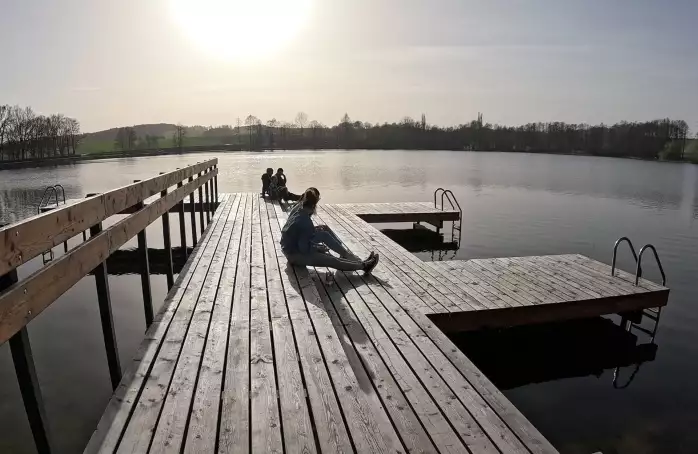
[611,237,667,341]
[432,188,462,260]
[610,237,667,389]
[37,185,67,264]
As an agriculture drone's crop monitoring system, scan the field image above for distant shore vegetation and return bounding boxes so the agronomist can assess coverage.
[2,106,696,164]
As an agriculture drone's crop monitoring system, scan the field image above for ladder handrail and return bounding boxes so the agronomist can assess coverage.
[37,186,59,214]
[441,190,462,215]
[611,236,638,277]
[434,188,446,208]
[54,184,66,205]
[635,244,666,286]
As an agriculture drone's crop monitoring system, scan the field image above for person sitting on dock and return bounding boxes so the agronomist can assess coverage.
[275,168,287,187]
[281,188,379,273]
[261,167,274,196]
[269,173,301,202]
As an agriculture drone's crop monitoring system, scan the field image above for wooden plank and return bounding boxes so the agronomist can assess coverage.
[328,205,465,314]
[449,260,533,307]
[84,194,231,453]
[514,256,603,299]
[258,199,317,454]
[0,159,217,276]
[266,200,356,454]
[0,169,218,345]
[318,206,532,454]
[115,194,234,453]
[535,256,631,297]
[319,208,556,452]
[471,259,552,305]
[324,206,443,314]
[182,194,245,453]
[317,267,498,454]
[272,203,405,454]
[434,261,518,309]
[310,269,449,454]
[330,204,469,311]
[148,194,242,454]
[567,254,665,291]
[496,257,581,301]
[249,196,284,454]
[218,194,253,454]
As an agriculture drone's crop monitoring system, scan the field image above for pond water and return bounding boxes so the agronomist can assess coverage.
[1,150,697,453]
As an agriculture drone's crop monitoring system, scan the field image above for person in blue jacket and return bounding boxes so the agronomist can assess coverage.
[281,188,379,273]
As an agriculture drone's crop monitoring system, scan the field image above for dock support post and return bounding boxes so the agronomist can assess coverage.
[177,179,187,257]
[159,177,175,289]
[2,270,52,454]
[188,176,197,245]
[89,222,122,389]
[204,171,211,224]
[198,172,205,229]
[133,186,154,327]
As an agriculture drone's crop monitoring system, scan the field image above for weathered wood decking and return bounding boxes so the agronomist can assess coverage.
[337,201,460,225]
[86,193,668,453]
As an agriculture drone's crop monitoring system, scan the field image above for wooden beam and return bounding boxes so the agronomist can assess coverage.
[90,222,122,390]
[0,169,217,345]
[0,159,217,276]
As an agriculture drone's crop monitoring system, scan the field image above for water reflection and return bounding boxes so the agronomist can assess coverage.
[448,318,658,390]
[1,150,697,454]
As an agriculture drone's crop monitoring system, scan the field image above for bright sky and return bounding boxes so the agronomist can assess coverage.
[1,0,696,133]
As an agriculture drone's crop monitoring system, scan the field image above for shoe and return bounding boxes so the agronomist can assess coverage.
[363,253,379,275]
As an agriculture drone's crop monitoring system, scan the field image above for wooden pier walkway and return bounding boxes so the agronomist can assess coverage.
[0,168,669,454]
[85,193,667,453]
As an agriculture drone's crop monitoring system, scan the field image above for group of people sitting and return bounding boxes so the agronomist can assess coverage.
[262,168,379,274]
[261,167,301,202]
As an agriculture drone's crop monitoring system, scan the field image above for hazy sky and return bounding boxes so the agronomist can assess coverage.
[1,0,696,132]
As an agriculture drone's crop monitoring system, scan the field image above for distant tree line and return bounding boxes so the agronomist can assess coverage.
[200,112,691,161]
[0,104,81,161]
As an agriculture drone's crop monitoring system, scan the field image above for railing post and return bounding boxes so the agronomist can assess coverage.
[214,164,219,205]
[188,176,197,245]
[2,269,52,454]
[159,175,175,289]
[204,170,211,224]
[177,179,187,258]
[198,171,205,230]
[133,181,154,327]
[89,222,122,390]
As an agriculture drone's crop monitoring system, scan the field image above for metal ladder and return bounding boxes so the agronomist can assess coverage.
[610,237,667,389]
[611,236,667,341]
[433,188,463,244]
[37,185,67,264]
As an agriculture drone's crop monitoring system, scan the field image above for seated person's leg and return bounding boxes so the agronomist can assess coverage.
[312,230,352,257]
[286,250,364,271]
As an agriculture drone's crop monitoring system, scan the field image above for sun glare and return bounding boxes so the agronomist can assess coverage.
[170,0,312,61]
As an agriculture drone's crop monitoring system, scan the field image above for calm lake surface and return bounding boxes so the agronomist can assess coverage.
[1,150,697,454]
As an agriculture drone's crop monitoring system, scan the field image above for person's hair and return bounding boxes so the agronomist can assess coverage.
[300,188,320,211]
[277,168,284,174]
[266,167,273,174]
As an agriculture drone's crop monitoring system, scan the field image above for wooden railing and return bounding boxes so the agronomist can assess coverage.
[0,159,219,454]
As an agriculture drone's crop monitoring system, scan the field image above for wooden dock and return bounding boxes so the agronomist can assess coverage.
[0,174,669,454]
[85,193,667,453]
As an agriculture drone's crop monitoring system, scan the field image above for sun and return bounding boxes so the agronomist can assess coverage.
[170,0,312,61]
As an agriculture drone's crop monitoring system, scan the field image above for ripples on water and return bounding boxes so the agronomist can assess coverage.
[1,150,697,453]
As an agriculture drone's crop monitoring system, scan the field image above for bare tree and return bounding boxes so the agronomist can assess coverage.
[173,124,186,150]
[245,115,259,149]
[0,105,10,160]
[295,111,308,136]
